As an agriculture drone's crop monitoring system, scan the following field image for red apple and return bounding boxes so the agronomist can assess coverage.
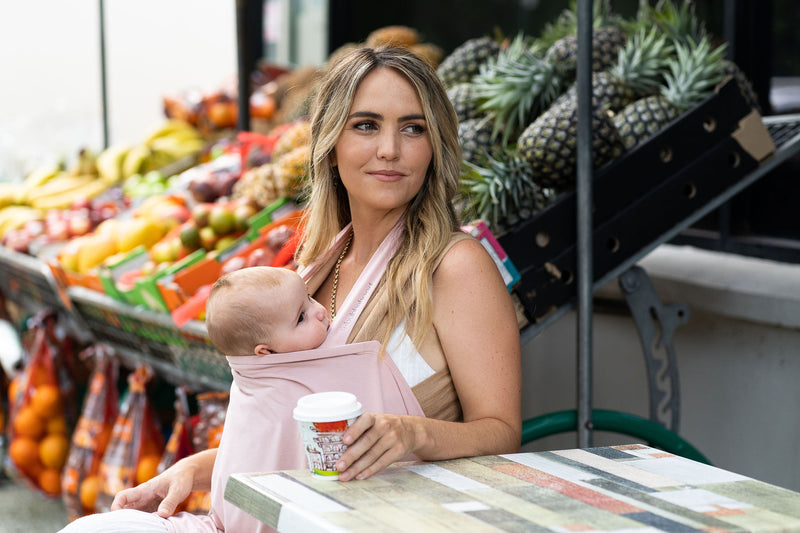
[67,214,93,237]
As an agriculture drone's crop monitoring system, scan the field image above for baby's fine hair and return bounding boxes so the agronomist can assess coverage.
[206,267,288,356]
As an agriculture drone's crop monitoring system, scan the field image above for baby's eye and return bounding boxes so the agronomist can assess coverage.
[297,312,305,325]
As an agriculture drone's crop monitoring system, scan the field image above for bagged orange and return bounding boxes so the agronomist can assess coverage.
[182,391,228,515]
[95,365,164,513]
[61,345,120,520]
[4,311,81,497]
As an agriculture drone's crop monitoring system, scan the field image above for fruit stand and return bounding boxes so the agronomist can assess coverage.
[2,0,797,520]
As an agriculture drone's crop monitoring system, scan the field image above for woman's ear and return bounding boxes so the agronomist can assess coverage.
[254,344,273,356]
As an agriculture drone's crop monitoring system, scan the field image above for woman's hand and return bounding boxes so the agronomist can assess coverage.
[111,448,217,517]
[110,467,192,518]
[335,413,421,481]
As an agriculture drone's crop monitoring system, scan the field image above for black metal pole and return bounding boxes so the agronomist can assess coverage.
[235,0,251,132]
[576,0,594,449]
[99,0,109,148]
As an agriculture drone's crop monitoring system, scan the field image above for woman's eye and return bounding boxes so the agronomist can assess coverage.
[353,121,377,132]
[402,123,425,135]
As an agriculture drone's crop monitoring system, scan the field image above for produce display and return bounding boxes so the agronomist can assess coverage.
[0,1,767,509]
[450,0,761,235]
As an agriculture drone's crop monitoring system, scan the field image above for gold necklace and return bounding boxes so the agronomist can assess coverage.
[330,232,352,319]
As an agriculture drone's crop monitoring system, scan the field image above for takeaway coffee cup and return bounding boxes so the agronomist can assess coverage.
[293,391,363,480]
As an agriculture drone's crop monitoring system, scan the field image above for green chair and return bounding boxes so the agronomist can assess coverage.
[521,408,711,465]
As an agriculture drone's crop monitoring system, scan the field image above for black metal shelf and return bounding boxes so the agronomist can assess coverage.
[516,112,800,346]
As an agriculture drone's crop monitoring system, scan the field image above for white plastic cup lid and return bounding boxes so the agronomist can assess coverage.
[293,391,363,422]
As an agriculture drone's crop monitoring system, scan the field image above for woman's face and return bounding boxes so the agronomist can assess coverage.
[332,67,433,219]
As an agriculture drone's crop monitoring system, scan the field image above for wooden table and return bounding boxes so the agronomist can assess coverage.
[225,444,800,532]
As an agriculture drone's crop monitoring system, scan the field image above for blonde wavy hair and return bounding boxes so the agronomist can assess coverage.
[297,46,462,347]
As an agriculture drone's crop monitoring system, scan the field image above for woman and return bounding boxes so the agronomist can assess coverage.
[61,46,520,532]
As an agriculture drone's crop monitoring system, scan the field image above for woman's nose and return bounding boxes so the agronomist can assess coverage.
[377,130,400,160]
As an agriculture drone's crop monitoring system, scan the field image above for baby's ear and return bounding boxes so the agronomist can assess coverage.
[254,344,273,356]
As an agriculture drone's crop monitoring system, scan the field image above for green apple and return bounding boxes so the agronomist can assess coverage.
[208,204,236,236]
[199,226,219,251]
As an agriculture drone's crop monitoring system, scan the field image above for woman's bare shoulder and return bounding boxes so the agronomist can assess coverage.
[435,234,499,285]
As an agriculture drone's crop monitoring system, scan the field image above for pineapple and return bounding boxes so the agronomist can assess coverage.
[637,0,707,46]
[460,148,553,235]
[516,92,625,191]
[233,164,279,208]
[436,36,501,89]
[409,42,445,68]
[458,117,494,165]
[273,145,311,198]
[271,120,310,161]
[470,34,565,145]
[365,25,420,48]
[446,83,482,124]
[558,28,673,114]
[613,36,728,149]
[544,26,626,82]
[635,0,761,112]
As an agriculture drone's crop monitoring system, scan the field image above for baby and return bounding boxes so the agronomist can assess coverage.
[205,266,329,356]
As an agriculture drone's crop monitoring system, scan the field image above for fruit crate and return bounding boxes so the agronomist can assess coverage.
[67,285,230,391]
[0,246,74,318]
[499,78,779,335]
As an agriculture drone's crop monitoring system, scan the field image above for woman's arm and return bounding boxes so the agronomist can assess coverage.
[337,237,522,480]
[111,447,218,517]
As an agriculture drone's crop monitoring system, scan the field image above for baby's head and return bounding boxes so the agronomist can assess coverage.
[206,266,329,356]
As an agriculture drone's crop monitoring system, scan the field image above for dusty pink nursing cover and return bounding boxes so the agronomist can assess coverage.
[165,222,424,533]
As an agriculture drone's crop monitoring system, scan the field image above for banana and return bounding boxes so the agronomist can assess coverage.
[96,143,133,185]
[28,178,109,211]
[24,173,96,203]
[0,183,19,209]
[17,163,63,202]
[148,136,205,162]
[143,119,199,145]
[0,205,42,239]
[122,144,153,180]
[156,127,203,145]
[69,147,98,177]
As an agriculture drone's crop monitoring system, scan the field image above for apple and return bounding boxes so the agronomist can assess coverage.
[245,247,275,268]
[233,203,257,232]
[221,256,246,274]
[191,203,212,227]
[180,224,202,251]
[199,226,219,251]
[67,213,93,237]
[139,260,158,277]
[150,240,176,264]
[214,235,239,252]
[208,204,236,235]
[46,219,70,242]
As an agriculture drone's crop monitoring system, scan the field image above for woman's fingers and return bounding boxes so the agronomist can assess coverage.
[337,414,414,481]
[111,484,158,512]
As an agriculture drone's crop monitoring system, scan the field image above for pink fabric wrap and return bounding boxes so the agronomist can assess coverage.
[165,221,425,533]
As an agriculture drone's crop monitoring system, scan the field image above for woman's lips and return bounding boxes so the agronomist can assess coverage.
[369,170,404,182]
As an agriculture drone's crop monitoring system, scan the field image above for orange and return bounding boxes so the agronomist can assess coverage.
[13,406,45,439]
[28,365,51,388]
[45,416,68,435]
[39,468,62,496]
[30,384,62,419]
[8,437,41,473]
[79,475,100,512]
[135,454,162,485]
[7,373,21,408]
[96,425,113,453]
[39,433,70,470]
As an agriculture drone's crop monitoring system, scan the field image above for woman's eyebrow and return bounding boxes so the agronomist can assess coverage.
[347,111,426,122]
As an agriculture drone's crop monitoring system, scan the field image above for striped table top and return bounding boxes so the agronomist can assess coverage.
[225,444,800,532]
